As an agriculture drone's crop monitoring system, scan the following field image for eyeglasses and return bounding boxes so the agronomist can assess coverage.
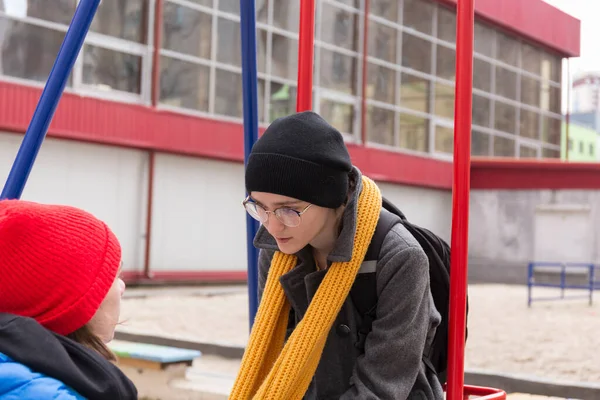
[242,197,313,228]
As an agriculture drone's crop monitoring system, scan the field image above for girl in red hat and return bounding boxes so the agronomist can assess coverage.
[0,200,137,399]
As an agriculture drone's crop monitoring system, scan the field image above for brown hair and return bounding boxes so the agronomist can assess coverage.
[67,324,116,362]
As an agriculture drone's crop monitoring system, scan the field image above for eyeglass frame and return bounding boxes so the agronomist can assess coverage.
[242,196,313,227]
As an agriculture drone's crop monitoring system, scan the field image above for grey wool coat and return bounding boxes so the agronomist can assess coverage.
[255,168,444,400]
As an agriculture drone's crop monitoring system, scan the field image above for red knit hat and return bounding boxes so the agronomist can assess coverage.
[0,199,121,336]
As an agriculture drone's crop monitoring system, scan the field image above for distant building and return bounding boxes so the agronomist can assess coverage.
[569,111,600,131]
[561,122,598,161]
[572,72,600,114]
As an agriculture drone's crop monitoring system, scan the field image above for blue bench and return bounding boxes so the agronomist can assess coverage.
[109,341,202,370]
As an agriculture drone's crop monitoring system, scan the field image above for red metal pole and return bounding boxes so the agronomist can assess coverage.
[446,0,474,398]
[297,0,316,112]
[143,0,163,280]
[151,0,163,107]
[360,0,370,144]
[565,58,570,161]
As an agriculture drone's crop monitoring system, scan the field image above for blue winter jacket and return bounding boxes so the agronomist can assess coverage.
[0,352,84,399]
[0,313,137,400]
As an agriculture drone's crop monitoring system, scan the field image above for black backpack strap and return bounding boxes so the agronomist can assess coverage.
[363,208,401,261]
[351,208,401,350]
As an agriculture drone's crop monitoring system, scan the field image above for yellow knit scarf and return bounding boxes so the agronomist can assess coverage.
[229,176,382,400]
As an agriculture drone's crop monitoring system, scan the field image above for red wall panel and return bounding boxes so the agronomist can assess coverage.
[0,81,454,189]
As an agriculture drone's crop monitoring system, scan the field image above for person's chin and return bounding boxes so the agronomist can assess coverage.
[276,237,303,254]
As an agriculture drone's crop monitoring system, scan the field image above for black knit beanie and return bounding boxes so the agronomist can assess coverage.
[245,111,353,208]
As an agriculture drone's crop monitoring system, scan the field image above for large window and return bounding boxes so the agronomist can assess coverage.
[362,0,563,159]
[0,0,150,100]
[317,0,361,137]
[0,0,564,160]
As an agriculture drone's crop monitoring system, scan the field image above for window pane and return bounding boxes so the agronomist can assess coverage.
[472,95,490,127]
[473,58,491,92]
[399,73,430,113]
[434,83,454,120]
[273,0,299,33]
[82,46,141,93]
[474,22,494,57]
[90,0,147,43]
[436,45,455,81]
[472,130,490,156]
[159,57,209,112]
[368,19,396,63]
[403,0,434,35]
[546,53,562,83]
[521,76,541,107]
[320,100,355,134]
[520,111,541,143]
[367,106,395,145]
[217,19,267,73]
[217,18,240,66]
[219,0,239,14]
[162,3,211,59]
[256,0,269,23]
[540,81,551,111]
[402,33,431,74]
[15,0,77,25]
[520,109,540,140]
[519,145,538,158]
[269,83,296,122]
[549,86,561,114]
[493,135,515,157]
[496,33,519,67]
[494,102,516,134]
[367,64,395,104]
[319,48,358,94]
[271,34,298,80]
[542,147,560,159]
[541,116,561,146]
[521,43,541,75]
[435,125,453,154]
[371,0,399,22]
[0,18,72,86]
[437,6,456,43]
[320,3,359,51]
[495,67,517,100]
[215,69,265,119]
[399,114,428,152]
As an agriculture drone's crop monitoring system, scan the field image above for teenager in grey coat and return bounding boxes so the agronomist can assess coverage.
[244,111,444,399]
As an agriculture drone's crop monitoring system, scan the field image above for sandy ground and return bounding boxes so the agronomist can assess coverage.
[118,284,600,384]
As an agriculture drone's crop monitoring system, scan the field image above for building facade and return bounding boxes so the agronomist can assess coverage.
[0,0,571,158]
[561,122,598,161]
[0,0,584,281]
[572,72,600,115]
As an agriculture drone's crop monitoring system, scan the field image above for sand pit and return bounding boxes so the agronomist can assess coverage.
[119,284,600,384]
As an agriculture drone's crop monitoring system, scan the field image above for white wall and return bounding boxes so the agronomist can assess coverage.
[0,132,148,271]
[469,189,600,283]
[377,181,452,242]
[0,132,453,277]
[150,153,248,271]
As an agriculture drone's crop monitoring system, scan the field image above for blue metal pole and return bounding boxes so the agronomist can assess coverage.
[1,0,101,200]
[240,0,260,330]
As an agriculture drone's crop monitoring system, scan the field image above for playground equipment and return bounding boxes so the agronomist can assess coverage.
[1,0,507,398]
[528,262,600,307]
